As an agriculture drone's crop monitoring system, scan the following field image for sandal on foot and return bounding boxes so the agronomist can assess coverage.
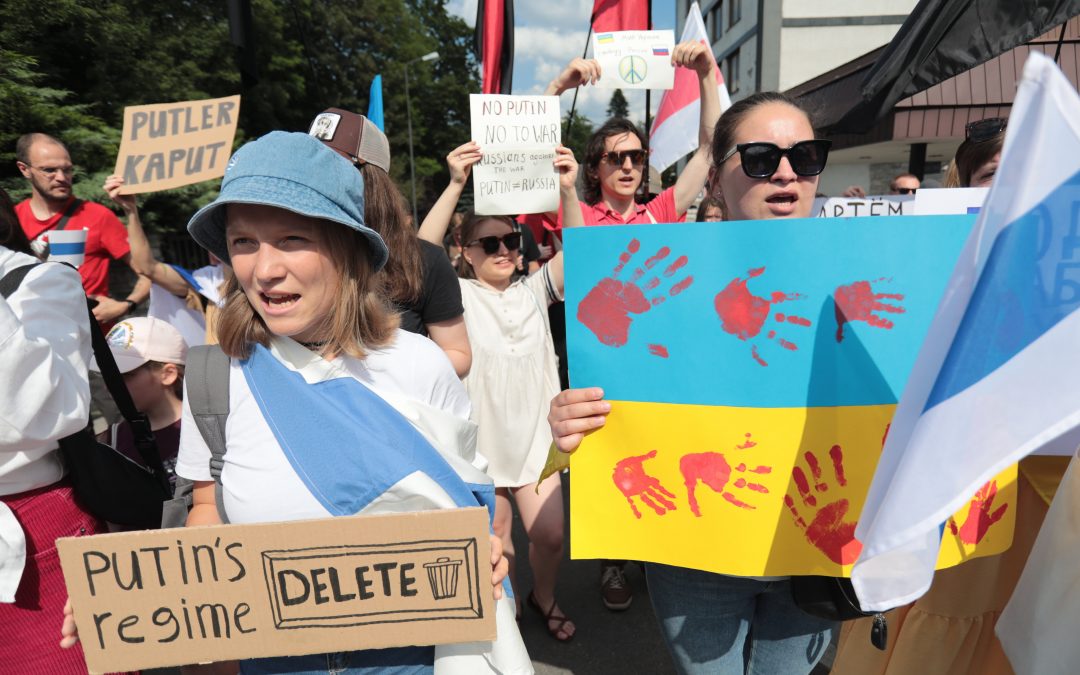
[527,590,575,642]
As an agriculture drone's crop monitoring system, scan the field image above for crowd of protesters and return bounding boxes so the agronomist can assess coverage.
[0,37,1030,675]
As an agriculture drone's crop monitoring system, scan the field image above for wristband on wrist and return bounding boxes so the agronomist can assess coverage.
[124,298,138,312]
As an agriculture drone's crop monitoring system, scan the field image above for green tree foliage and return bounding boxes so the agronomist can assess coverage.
[562,110,595,165]
[606,88,629,119]
[0,0,478,237]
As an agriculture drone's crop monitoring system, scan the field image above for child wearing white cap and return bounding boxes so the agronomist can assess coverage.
[94,316,188,489]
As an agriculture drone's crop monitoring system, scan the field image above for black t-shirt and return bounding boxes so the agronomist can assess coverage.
[398,239,465,335]
[114,418,181,487]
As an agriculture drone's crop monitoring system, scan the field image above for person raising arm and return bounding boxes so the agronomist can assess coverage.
[540,40,721,225]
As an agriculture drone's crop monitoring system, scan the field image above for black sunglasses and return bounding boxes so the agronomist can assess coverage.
[720,140,832,179]
[600,149,647,167]
[965,117,1007,143]
[894,187,917,195]
[466,232,522,254]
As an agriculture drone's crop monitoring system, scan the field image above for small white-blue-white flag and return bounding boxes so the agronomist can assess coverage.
[851,51,1080,612]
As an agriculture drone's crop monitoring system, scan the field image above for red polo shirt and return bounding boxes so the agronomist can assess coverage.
[521,187,684,262]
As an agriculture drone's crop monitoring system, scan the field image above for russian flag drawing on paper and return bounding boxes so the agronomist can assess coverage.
[851,52,1080,611]
[648,2,731,172]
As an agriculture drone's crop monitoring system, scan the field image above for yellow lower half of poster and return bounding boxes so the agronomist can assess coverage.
[569,400,1017,577]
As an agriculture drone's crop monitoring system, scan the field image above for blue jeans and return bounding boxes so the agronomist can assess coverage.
[240,647,434,674]
[646,563,835,675]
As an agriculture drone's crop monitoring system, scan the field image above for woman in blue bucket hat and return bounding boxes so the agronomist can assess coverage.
[64,132,530,674]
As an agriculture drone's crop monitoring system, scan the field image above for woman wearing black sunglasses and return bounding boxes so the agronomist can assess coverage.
[420,143,585,641]
[954,117,1006,188]
[548,92,837,675]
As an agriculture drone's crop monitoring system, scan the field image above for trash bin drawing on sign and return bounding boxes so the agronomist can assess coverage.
[424,556,463,600]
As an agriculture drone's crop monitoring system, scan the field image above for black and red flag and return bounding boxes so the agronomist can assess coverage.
[475,0,514,94]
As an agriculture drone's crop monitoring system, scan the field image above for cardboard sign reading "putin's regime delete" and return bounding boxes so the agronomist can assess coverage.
[58,508,493,673]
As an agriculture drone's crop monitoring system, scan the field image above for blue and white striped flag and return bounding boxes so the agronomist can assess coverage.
[851,51,1080,611]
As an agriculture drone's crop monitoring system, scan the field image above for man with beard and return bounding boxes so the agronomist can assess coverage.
[14,133,149,327]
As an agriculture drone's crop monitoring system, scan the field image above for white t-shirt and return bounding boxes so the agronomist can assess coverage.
[175,331,470,524]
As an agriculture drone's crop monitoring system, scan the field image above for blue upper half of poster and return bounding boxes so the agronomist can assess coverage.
[563,215,974,408]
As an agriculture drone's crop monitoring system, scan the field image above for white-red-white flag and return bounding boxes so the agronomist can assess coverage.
[649,2,730,172]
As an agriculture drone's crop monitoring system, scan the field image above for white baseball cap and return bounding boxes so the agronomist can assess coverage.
[91,317,188,374]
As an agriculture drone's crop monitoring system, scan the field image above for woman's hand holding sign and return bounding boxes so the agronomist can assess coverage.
[548,387,610,455]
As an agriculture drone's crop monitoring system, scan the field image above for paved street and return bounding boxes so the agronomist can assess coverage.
[510,473,677,675]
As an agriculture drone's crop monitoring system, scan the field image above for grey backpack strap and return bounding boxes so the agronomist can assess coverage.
[187,344,232,524]
[161,344,231,528]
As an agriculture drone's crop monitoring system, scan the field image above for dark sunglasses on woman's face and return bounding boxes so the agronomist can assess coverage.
[965,117,1007,143]
[600,149,647,167]
[720,140,832,179]
[467,232,522,254]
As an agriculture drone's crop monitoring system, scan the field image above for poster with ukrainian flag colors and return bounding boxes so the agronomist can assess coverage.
[563,215,1017,577]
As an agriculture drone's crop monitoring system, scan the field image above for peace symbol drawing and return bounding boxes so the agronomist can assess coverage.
[619,56,647,85]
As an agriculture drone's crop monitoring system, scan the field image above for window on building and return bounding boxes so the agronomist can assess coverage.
[728,0,742,27]
[709,2,724,38]
[725,48,741,94]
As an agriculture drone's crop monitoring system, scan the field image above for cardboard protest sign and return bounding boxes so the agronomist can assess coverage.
[592,30,676,90]
[58,508,493,673]
[813,195,913,218]
[114,95,241,194]
[563,216,1019,577]
[470,94,561,215]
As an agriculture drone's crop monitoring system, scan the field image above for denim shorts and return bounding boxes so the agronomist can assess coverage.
[239,646,434,675]
[646,563,836,675]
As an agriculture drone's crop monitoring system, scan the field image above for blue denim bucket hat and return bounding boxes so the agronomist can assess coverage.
[187,131,389,271]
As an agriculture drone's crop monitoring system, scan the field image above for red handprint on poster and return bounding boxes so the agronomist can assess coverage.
[713,267,811,366]
[612,450,678,519]
[834,279,906,342]
[578,238,693,349]
[784,445,863,565]
[680,434,772,516]
[947,480,1009,545]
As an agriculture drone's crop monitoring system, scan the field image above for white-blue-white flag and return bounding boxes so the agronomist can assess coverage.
[851,51,1080,612]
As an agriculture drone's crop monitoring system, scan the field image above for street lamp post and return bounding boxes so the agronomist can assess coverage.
[404,51,439,226]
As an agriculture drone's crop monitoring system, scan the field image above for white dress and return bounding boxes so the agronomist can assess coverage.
[460,265,562,487]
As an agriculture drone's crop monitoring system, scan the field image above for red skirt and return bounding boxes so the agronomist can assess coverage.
[0,480,104,674]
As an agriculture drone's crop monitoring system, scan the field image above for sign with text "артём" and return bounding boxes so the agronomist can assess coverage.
[114,95,241,194]
[58,508,493,674]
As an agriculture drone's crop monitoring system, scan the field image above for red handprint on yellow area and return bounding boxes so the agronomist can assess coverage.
[947,480,1009,545]
[784,445,863,565]
[612,450,678,519]
[680,434,773,516]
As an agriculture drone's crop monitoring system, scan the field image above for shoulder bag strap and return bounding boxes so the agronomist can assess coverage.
[87,299,170,496]
[0,264,39,299]
[55,198,82,231]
